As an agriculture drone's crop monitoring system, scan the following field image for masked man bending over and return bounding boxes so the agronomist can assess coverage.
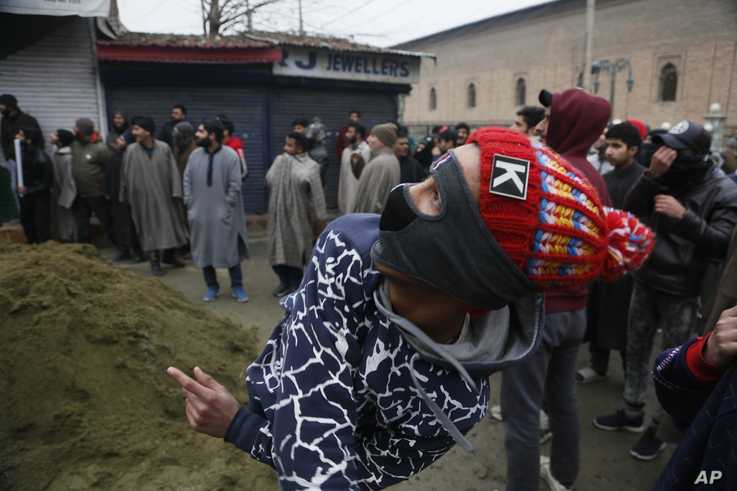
[168,127,654,490]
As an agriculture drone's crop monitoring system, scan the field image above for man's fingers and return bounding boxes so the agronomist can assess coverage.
[183,388,209,413]
[167,366,214,400]
[721,303,737,319]
[185,400,200,429]
[194,366,222,391]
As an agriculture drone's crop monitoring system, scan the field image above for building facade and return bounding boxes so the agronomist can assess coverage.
[98,32,422,212]
[396,0,737,136]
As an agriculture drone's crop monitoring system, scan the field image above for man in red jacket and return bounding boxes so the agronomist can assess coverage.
[218,115,247,180]
[500,88,611,491]
[336,110,362,160]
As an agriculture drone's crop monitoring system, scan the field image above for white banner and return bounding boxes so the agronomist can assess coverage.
[273,47,420,85]
[0,0,110,17]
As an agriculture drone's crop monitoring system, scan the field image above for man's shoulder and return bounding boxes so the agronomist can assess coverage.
[323,214,380,261]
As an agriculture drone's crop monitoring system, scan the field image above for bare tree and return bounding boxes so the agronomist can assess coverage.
[200,0,282,38]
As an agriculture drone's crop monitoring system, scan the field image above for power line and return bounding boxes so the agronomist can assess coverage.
[319,0,380,27]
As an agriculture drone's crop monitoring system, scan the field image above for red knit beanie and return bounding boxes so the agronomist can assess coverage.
[467,127,654,288]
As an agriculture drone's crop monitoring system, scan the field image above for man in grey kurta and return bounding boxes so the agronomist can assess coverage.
[184,120,249,303]
[121,116,188,276]
[352,123,401,214]
[266,132,327,297]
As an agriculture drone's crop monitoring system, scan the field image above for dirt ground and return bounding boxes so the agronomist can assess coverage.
[88,237,675,490]
[0,242,275,491]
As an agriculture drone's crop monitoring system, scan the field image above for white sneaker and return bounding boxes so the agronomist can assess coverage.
[540,455,573,491]
[575,367,607,384]
[490,404,503,421]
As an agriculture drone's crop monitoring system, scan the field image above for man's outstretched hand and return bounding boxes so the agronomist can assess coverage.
[166,366,240,438]
[704,304,737,370]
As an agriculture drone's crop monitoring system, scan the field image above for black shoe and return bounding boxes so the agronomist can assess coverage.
[273,284,292,298]
[150,257,165,277]
[162,255,186,268]
[630,426,666,461]
[593,409,645,433]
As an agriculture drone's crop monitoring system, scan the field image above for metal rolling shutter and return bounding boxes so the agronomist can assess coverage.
[0,16,101,219]
[105,85,268,213]
[269,87,398,209]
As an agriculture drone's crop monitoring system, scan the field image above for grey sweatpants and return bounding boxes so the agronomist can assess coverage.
[501,309,586,491]
[623,282,697,415]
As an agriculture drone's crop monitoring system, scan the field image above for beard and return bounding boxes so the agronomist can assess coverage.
[195,137,209,148]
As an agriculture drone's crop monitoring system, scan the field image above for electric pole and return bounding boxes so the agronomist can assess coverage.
[583,0,595,91]
[298,0,304,35]
[246,0,253,31]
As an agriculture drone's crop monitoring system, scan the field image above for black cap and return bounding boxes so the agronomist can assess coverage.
[652,120,711,155]
[0,94,18,107]
[538,89,553,108]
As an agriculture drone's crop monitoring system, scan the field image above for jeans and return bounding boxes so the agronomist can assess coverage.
[501,309,587,491]
[203,264,243,290]
[272,264,303,290]
[624,282,697,415]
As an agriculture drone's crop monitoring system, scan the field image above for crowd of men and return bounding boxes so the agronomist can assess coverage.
[5,87,737,490]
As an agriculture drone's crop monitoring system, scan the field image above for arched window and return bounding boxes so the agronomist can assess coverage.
[515,77,526,106]
[659,63,678,102]
[429,87,437,111]
[467,82,477,108]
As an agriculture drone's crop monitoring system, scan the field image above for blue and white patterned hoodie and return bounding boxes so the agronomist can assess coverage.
[225,214,543,490]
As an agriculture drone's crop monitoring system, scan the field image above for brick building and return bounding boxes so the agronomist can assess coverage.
[395,0,737,137]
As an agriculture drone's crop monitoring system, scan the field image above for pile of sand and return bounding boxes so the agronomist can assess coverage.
[0,242,275,491]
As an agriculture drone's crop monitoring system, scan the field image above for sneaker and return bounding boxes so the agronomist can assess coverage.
[232,287,249,303]
[593,409,645,433]
[202,287,219,303]
[490,404,503,422]
[576,367,607,384]
[630,426,666,461]
[540,455,573,491]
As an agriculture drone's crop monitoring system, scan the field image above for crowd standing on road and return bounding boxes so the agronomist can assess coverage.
[3,89,737,490]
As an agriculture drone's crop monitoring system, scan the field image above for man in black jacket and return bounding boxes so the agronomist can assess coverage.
[0,94,41,163]
[15,126,53,243]
[157,104,187,148]
[594,120,737,461]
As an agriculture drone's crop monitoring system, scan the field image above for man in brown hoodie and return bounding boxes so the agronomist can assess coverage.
[500,88,611,491]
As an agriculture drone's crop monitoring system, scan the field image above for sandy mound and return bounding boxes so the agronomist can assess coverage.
[0,242,276,491]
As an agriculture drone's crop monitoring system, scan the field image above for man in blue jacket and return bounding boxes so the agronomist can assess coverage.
[167,128,654,490]
[652,226,737,490]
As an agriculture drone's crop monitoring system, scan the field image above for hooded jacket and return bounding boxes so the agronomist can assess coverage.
[544,89,612,313]
[225,214,543,490]
[624,163,737,297]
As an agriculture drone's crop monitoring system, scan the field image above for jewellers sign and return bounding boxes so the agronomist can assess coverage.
[274,47,420,85]
[0,0,110,17]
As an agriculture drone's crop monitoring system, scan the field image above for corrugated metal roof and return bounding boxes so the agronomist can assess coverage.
[98,30,430,58]
[97,32,273,49]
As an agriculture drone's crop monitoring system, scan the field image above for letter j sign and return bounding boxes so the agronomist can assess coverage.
[489,154,530,200]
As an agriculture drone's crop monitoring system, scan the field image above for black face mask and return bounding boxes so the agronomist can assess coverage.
[660,149,710,187]
[372,152,535,309]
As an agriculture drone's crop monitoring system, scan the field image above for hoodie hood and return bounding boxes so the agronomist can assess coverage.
[546,89,611,159]
[373,280,543,452]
